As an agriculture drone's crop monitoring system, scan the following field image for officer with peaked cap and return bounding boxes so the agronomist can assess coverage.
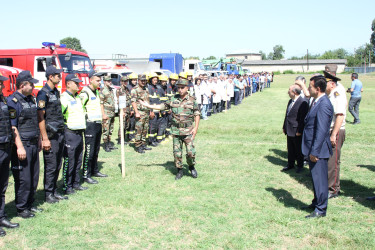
[7,71,41,219]
[0,73,19,236]
[37,65,67,204]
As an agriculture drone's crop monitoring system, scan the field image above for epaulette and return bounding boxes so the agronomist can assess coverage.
[334,91,339,97]
[12,97,18,103]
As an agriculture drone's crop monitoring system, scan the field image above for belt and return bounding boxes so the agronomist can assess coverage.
[65,128,84,135]
[22,138,38,145]
[173,122,193,128]
[0,142,10,150]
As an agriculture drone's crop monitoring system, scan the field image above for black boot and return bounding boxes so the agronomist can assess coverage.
[189,166,198,178]
[104,142,111,152]
[109,141,118,150]
[142,145,152,151]
[135,147,145,154]
[175,169,184,180]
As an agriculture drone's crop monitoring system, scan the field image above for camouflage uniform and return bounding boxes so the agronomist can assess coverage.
[100,85,115,143]
[130,84,150,148]
[162,93,200,169]
[117,85,132,142]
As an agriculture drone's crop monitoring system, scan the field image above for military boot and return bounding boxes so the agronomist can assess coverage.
[135,147,145,154]
[175,169,184,180]
[109,141,118,150]
[104,142,112,152]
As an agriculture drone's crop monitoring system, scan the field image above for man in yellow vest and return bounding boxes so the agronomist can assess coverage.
[61,74,88,195]
[79,72,108,184]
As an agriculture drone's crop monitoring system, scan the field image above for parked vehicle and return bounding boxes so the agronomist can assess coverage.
[0,66,23,96]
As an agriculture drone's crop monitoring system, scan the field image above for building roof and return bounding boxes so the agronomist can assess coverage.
[242,59,347,66]
[226,52,261,56]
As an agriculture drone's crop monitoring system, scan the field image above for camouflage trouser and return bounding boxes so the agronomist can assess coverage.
[173,134,196,169]
[135,113,149,148]
[117,112,130,141]
[102,116,115,142]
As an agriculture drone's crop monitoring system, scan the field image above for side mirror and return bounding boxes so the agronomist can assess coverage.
[65,52,72,61]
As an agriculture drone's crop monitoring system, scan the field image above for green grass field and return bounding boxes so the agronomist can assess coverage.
[1,74,375,249]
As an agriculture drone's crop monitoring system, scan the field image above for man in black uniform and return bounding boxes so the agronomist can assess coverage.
[0,74,19,236]
[7,71,41,219]
[156,75,169,143]
[126,74,138,144]
[37,66,67,204]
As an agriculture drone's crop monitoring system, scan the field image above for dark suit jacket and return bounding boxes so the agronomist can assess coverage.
[283,96,309,137]
[302,94,333,158]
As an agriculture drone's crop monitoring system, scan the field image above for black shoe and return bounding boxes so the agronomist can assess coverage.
[296,168,304,173]
[305,211,326,219]
[328,193,339,199]
[109,142,118,150]
[30,207,43,213]
[135,147,145,154]
[45,194,59,204]
[104,142,112,152]
[117,139,121,145]
[301,204,315,210]
[92,172,108,178]
[64,189,76,195]
[175,169,184,180]
[74,185,88,191]
[190,168,198,178]
[84,177,98,184]
[281,166,294,172]
[353,120,361,124]
[149,142,159,147]
[54,192,68,200]
[366,196,375,201]
[0,227,5,237]
[142,145,152,151]
[17,210,35,219]
[0,218,19,228]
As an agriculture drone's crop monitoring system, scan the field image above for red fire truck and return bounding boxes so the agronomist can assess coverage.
[0,65,23,97]
[0,42,94,95]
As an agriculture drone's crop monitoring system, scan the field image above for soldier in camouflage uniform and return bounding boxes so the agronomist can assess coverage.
[100,76,117,152]
[131,75,152,154]
[116,76,132,145]
[140,79,201,180]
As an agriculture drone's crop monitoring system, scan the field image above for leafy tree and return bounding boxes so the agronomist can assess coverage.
[346,43,375,67]
[187,56,200,60]
[267,52,273,60]
[203,56,217,60]
[259,50,267,60]
[60,37,87,53]
[371,18,375,52]
[272,45,285,60]
[319,48,348,59]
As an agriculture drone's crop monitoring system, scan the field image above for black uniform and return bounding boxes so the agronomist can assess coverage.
[7,92,40,213]
[148,83,160,145]
[36,84,65,199]
[0,95,12,221]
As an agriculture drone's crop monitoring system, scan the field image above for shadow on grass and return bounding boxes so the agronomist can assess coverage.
[266,187,308,211]
[269,148,375,210]
[357,165,375,172]
[137,161,195,178]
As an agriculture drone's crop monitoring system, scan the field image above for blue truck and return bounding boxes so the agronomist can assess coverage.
[149,53,183,74]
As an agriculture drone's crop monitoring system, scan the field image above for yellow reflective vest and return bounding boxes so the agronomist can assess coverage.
[79,86,102,122]
[61,91,86,130]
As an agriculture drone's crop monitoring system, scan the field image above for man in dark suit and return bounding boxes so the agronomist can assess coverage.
[282,85,308,173]
[302,75,333,219]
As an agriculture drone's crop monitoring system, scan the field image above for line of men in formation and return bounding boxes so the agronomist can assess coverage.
[0,67,112,237]
[282,64,365,219]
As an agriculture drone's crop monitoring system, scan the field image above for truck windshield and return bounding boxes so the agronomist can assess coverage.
[198,62,205,71]
[58,55,93,73]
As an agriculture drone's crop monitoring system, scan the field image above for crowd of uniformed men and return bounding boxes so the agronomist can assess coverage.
[0,65,270,237]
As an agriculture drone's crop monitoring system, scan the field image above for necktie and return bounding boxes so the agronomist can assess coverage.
[287,100,294,113]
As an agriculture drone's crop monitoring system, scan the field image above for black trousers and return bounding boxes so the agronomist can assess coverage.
[213,103,220,114]
[148,113,159,144]
[157,113,168,142]
[43,132,64,197]
[166,113,172,136]
[62,129,84,191]
[11,143,39,212]
[287,135,304,169]
[83,122,102,178]
[128,115,136,141]
[0,144,10,220]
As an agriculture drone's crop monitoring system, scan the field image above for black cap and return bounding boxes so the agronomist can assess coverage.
[65,74,83,83]
[45,65,63,78]
[323,71,341,82]
[17,70,39,84]
[89,71,105,78]
[0,73,9,81]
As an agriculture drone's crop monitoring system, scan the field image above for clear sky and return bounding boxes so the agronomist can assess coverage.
[1,0,374,59]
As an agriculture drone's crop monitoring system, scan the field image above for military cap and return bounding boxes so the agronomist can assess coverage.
[0,72,9,81]
[120,76,128,81]
[103,75,112,81]
[176,79,188,86]
[65,73,83,83]
[325,64,338,74]
[138,74,147,80]
[17,70,39,84]
[45,65,63,77]
[323,71,341,82]
[89,71,105,78]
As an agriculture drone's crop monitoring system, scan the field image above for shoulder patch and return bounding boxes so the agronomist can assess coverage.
[12,97,18,103]
[9,109,16,119]
[334,91,339,97]
[38,100,45,108]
